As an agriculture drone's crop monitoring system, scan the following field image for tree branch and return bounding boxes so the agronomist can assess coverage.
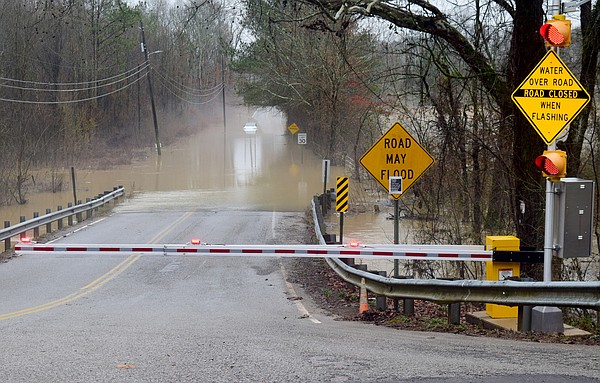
[491,0,516,18]
[302,0,512,115]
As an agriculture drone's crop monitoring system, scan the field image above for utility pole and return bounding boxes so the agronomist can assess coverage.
[221,54,227,148]
[140,19,161,156]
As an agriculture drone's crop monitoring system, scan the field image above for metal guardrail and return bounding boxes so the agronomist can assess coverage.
[310,198,600,309]
[0,186,124,246]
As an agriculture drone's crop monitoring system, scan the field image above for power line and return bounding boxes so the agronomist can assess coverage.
[0,72,148,105]
[152,71,223,105]
[0,63,149,93]
[152,68,224,96]
[0,58,223,106]
[0,61,148,88]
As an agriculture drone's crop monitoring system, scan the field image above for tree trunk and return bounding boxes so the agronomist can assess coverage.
[506,0,547,250]
[563,1,600,175]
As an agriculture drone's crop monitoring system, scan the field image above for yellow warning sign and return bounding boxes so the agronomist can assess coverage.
[336,177,349,213]
[511,50,590,144]
[359,122,434,199]
[288,123,300,135]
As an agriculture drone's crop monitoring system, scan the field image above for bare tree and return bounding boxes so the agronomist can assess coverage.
[294,0,571,251]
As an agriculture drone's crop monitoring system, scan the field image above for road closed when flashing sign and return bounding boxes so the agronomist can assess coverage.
[511,50,590,144]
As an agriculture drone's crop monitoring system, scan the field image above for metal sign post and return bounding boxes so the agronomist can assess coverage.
[511,16,590,281]
[360,123,435,311]
[389,175,403,304]
[336,177,349,244]
[321,160,330,215]
[298,132,307,164]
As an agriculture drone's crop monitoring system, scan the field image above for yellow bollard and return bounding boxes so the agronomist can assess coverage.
[485,236,520,319]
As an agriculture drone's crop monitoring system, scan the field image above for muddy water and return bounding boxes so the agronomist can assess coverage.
[1,107,349,246]
[325,204,419,277]
[0,103,413,254]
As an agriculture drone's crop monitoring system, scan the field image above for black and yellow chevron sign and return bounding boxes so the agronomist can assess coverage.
[336,177,349,213]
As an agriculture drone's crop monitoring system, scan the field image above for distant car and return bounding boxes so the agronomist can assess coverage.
[243,122,258,134]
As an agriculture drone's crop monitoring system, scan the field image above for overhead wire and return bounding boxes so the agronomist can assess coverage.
[153,74,223,105]
[0,55,225,106]
[0,71,148,105]
[152,68,224,96]
[0,63,150,93]
[0,61,149,88]
[151,67,224,105]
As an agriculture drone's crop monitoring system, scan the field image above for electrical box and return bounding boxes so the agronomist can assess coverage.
[556,178,594,258]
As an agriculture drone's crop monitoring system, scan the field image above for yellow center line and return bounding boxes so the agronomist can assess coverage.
[0,212,193,321]
[80,254,141,290]
[0,255,141,321]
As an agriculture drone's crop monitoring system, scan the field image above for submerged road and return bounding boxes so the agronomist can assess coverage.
[0,200,599,382]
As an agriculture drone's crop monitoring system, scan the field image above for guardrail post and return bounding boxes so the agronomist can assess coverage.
[86,198,92,219]
[4,221,10,250]
[67,203,73,226]
[57,206,63,230]
[33,212,40,238]
[46,209,52,234]
[394,275,415,316]
[403,298,415,316]
[76,200,82,223]
[376,271,387,311]
[320,192,332,217]
[518,305,533,332]
[448,303,461,325]
[19,216,26,240]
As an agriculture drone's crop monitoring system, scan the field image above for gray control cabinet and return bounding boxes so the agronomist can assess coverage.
[556,178,594,258]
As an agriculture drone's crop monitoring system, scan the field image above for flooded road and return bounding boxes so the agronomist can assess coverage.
[114,108,338,212]
[0,104,416,254]
[1,107,349,247]
[3,104,421,255]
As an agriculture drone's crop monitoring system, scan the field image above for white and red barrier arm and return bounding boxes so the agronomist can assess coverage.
[14,241,493,262]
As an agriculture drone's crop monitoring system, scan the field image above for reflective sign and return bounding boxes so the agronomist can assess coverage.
[511,50,590,144]
[359,122,434,199]
[336,177,349,213]
[288,123,300,135]
[297,132,307,144]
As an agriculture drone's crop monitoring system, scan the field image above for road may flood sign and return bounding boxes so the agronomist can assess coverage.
[360,122,434,199]
[511,50,590,144]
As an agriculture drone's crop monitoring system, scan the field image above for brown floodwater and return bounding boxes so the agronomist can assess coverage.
[0,105,417,254]
[1,107,351,246]
[5,105,595,280]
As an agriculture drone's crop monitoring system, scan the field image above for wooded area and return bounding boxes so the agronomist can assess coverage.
[0,0,231,205]
[0,1,599,279]
[233,0,600,272]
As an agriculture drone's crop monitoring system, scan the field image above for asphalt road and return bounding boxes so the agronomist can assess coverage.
[1,199,599,382]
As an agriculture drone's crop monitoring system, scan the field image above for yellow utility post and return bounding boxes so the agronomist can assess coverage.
[485,236,520,318]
